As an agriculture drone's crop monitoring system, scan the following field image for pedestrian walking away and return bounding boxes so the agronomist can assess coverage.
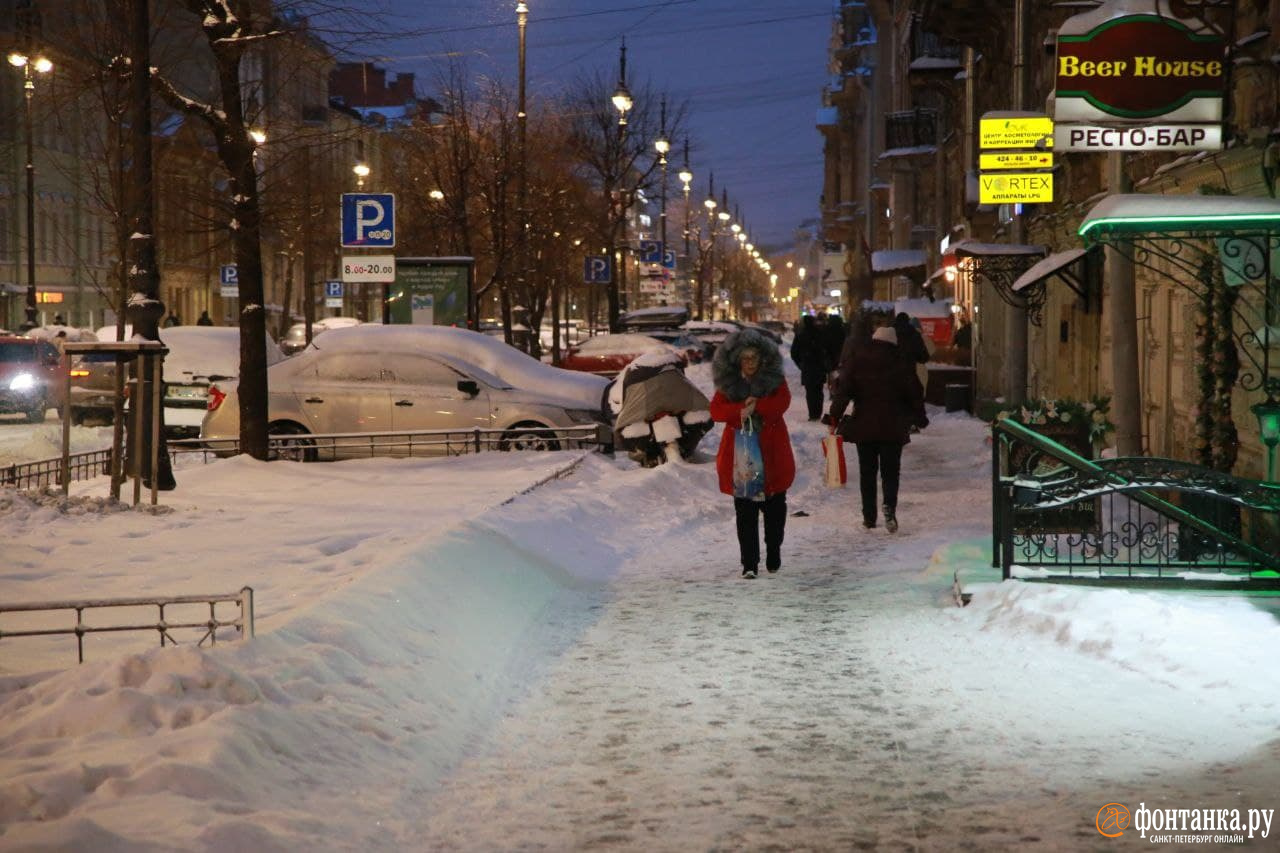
[825,325,928,533]
[892,311,930,404]
[710,328,796,578]
[196,310,214,326]
[790,313,830,420]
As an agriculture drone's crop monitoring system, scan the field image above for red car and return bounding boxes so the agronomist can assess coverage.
[0,335,66,422]
[556,333,686,378]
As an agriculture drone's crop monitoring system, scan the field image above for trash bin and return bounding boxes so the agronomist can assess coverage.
[944,383,970,413]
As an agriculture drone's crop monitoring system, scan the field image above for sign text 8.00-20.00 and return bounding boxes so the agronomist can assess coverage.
[342,255,397,283]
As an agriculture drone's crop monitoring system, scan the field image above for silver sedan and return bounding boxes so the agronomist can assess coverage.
[201,324,610,459]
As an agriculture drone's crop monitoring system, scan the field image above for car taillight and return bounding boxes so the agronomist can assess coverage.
[207,385,226,412]
[70,368,90,377]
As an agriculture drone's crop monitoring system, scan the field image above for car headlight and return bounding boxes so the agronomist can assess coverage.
[8,372,35,392]
[565,408,601,424]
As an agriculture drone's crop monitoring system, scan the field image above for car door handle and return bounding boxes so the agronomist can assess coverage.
[304,397,324,404]
[394,399,414,407]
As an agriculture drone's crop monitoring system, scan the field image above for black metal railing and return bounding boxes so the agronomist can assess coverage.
[885,108,938,150]
[1,424,613,491]
[993,419,1280,585]
[910,27,963,68]
[0,587,254,664]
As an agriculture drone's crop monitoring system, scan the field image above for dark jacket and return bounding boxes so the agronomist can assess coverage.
[710,329,796,497]
[828,340,927,445]
[789,316,829,387]
[893,313,930,366]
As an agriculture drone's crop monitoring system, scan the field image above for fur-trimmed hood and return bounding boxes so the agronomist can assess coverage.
[712,328,785,401]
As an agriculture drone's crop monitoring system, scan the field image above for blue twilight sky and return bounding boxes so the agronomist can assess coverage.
[356,0,833,251]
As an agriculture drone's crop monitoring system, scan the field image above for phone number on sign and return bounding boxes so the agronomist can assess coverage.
[343,262,393,276]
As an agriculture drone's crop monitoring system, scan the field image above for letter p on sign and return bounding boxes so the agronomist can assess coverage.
[341,193,396,248]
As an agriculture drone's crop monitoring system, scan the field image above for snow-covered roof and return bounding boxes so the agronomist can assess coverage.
[878,145,938,160]
[1012,248,1089,293]
[909,56,963,71]
[952,239,1046,258]
[871,249,927,275]
[1078,194,1280,239]
[895,296,954,318]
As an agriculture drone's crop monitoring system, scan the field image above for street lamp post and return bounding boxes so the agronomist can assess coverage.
[8,52,52,331]
[703,173,719,323]
[655,98,669,253]
[353,162,370,190]
[677,139,693,317]
[608,38,632,331]
[516,0,529,347]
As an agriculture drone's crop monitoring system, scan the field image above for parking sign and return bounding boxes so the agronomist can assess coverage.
[638,239,663,264]
[583,255,612,284]
[324,280,343,298]
[341,193,396,248]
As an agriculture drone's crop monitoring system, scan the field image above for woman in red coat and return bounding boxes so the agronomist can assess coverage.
[710,329,796,579]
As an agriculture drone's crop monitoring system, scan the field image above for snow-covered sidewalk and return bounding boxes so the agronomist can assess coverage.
[4,361,1280,850]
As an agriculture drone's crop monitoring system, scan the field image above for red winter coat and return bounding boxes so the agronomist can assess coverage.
[710,382,796,497]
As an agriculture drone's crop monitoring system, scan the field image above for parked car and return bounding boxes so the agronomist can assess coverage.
[281,316,362,355]
[555,333,688,378]
[201,324,611,459]
[69,325,283,436]
[0,335,66,422]
[618,305,690,332]
[642,329,708,363]
[680,320,739,355]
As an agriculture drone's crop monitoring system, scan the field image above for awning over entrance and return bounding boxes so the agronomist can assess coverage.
[952,240,1046,258]
[1079,194,1280,240]
[1011,246,1101,311]
[871,249,927,278]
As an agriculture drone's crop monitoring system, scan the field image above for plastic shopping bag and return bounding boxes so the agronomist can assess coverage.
[732,422,766,499]
[821,433,847,488]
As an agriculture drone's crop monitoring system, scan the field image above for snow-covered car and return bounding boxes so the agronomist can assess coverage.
[201,324,611,458]
[0,335,66,422]
[555,333,687,378]
[680,320,739,355]
[281,316,362,355]
[69,325,283,435]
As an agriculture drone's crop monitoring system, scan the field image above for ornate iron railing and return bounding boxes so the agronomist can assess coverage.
[993,419,1280,586]
[0,587,254,664]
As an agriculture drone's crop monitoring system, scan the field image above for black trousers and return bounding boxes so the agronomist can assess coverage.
[855,442,903,524]
[803,382,825,420]
[733,492,787,570]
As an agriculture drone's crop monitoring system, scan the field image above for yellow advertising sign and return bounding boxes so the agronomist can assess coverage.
[979,151,1054,170]
[980,116,1054,149]
[979,172,1054,204]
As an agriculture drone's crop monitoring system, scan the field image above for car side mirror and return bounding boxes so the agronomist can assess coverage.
[457,379,480,397]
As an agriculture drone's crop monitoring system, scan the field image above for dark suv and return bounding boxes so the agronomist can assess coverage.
[0,335,66,422]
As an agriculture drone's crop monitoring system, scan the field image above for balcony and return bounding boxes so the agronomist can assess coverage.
[882,108,939,158]
[908,27,963,75]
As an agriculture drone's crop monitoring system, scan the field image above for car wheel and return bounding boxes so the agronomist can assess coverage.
[268,422,317,462]
[500,421,561,452]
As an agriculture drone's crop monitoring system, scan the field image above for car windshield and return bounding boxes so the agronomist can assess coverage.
[0,343,36,362]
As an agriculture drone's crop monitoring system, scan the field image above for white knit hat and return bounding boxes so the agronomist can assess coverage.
[872,326,898,345]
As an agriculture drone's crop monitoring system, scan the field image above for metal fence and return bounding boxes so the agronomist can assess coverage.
[1,424,613,491]
[0,587,254,664]
[993,418,1280,587]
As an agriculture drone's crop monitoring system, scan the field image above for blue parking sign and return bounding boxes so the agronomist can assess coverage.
[583,255,612,284]
[219,264,238,285]
[324,280,343,298]
[341,193,396,248]
[638,239,663,264]
[662,249,676,269]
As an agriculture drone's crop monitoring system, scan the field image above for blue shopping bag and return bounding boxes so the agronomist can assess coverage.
[732,420,766,499]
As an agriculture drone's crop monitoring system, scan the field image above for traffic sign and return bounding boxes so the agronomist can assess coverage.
[219,264,238,285]
[662,249,676,270]
[341,255,397,283]
[341,193,396,248]
[638,239,663,264]
[324,280,344,298]
[583,255,612,284]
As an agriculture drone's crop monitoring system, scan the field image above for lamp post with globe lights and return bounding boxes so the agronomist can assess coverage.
[8,51,53,331]
[607,38,633,331]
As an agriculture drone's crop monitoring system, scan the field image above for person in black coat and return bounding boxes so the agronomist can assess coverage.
[790,314,831,420]
[825,325,927,532]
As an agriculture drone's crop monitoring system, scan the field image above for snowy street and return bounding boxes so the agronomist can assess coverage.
[4,361,1280,850]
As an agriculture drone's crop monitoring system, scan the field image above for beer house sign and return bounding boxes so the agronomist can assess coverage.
[1053,1,1225,151]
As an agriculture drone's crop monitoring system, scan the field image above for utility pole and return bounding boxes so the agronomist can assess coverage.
[1005,0,1030,407]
